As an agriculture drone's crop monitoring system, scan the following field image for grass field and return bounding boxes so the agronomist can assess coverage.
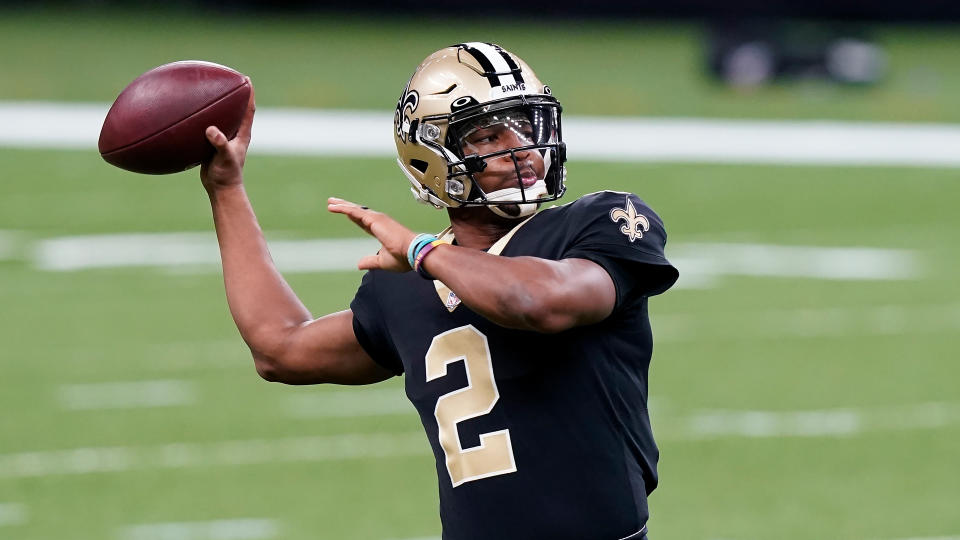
[1,8,959,540]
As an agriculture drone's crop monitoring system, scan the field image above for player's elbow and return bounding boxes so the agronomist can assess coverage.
[252,351,285,382]
[248,334,307,383]
[251,345,343,385]
[254,362,279,382]
[521,307,577,333]
[245,327,315,384]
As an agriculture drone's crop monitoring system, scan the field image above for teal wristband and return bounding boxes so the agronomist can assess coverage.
[407,233,437,268]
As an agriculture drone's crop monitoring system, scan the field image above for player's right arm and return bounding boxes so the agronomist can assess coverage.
[199,82,393,386]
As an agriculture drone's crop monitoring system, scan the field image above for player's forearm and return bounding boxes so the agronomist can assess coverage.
[207,184,313,352]
[423,246,578,333]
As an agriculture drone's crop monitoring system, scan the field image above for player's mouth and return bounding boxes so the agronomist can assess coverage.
[512,167,540,188]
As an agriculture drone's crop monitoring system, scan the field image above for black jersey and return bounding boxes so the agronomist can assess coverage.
[350,191,678,540]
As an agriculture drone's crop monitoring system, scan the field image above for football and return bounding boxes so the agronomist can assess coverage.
[98,60,251,174]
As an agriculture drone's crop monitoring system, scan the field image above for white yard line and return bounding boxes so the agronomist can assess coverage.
[564,116,960,167]
[0,432,427,479]
[654,302,960,342]
[670,243,920,286]
[57,380,197,410]
[0,503,28,527]
[34,232,220,272]
[5,101,960,167]
[2,401,957,479]
[682,402,960,440]
[119,518,279,540]
[31,232,379,273]
[26,233,922,287]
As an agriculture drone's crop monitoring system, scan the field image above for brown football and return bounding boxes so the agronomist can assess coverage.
[98,60,251,175]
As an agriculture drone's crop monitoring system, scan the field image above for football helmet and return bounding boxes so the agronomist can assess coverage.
[394,43,566,218]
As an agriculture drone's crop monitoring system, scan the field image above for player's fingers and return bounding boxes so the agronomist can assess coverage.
[327,197,365,208]
[329,204,373,231]
[238,78,255,144]
[327,201,358,216]
[205,126,228,150]
[356,254,380,270]
[327,200,371,219]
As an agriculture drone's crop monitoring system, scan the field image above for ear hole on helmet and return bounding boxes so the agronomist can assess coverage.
[431,84,458,95]
[410,159,429,174]
[451,96,479,112]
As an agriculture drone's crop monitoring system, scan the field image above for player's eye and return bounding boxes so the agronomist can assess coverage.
[467,130,497,145]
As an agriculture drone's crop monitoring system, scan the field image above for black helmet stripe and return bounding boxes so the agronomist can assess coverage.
[490,43,525,85]
[457,43,500,87]
[458,42,522,89]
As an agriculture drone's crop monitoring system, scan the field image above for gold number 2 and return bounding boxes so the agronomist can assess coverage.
[425,325,517,487]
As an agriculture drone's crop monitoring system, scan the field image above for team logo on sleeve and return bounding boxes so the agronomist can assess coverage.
[609,197,650,242]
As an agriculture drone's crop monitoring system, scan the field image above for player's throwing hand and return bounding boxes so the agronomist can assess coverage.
[201,78,256,192]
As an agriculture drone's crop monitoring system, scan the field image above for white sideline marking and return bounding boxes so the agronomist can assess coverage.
[683,402,960,439]
[671,243,919,289]
[285,388,411,418]
[565,116,960,167]
[6,101,960,167]
[58,380,197,410]
[32,232,379,272]
[0,432,427,479]
[0,102,111,150]
[2,401,957,479]
[27,233,921,286]
[120,518,279,540]
[0,503,28,526]
[654,302,960,342]
[35,233,220,271]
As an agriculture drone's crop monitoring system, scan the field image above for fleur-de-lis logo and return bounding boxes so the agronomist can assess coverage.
[609,197,650,242]
[394,88,419,143]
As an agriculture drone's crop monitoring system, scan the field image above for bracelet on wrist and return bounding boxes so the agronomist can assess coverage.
[406,233,437,268]
[413,239,448,280]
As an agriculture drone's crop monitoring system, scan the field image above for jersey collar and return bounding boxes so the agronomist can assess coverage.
[433,214,537,312]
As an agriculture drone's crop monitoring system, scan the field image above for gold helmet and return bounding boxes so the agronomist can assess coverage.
[394,43,566,218]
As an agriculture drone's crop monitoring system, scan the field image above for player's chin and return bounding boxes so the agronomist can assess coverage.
[496,201,541,218]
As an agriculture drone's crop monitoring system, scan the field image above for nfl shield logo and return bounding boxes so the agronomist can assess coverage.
[445,291,461,312]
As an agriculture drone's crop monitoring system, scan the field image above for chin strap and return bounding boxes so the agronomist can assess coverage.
[397,158,450,209]
[398,157,550,219]
[484,180,548,219]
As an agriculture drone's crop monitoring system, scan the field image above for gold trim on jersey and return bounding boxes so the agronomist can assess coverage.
[433,215,537,312]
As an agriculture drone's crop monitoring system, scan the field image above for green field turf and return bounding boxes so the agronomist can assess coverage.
[1,147,958,539]
[1,8,959,540]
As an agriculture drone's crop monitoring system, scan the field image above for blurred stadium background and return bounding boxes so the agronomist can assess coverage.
[1,2,958,539]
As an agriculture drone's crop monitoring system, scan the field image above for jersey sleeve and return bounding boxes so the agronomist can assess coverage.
[349,271,404,376]
[561,191,679,307]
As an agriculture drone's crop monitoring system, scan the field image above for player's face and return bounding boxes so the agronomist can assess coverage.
[459,114,546,196]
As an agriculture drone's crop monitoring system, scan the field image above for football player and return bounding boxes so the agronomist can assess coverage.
[201,42,679,540]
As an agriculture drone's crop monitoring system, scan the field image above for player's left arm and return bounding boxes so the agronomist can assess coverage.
[327,198,615,333]
[424,248,616,333]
